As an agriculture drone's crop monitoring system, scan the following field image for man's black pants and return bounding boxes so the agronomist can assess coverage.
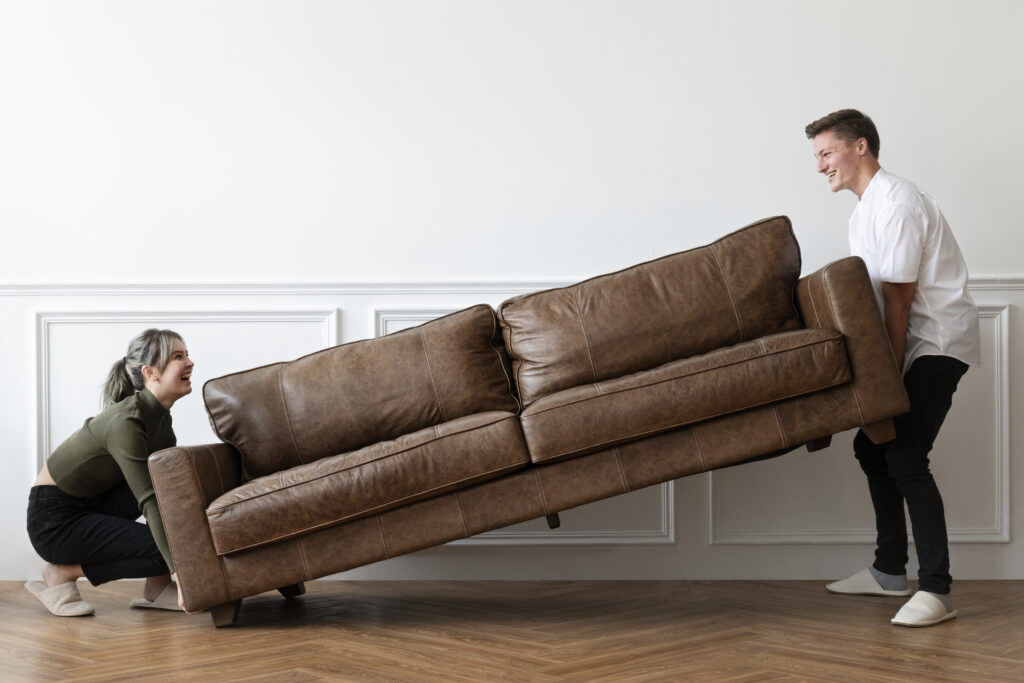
[27,481,168,585]
[854,354,968,595]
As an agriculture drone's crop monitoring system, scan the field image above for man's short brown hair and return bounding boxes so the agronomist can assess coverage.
[805,109,880,159]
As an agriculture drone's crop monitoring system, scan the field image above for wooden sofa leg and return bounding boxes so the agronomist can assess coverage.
[278,582,306,599]
[211,600,242,628]
[546,513,561,529]
[806,436,832,452]
[862,419,898,445]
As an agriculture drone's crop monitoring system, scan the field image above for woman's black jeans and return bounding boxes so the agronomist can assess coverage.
[854,354,968,595]
[27,480,169,585]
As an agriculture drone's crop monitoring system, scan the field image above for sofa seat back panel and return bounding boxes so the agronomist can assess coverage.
[520,328,850,464]
[206,411,529,556]
[499,217,802,408]
[203,304,518,480]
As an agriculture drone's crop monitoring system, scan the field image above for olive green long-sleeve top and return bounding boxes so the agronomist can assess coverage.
[47,388,176,572]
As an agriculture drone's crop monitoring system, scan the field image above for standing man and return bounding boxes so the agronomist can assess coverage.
[806,109,980,627]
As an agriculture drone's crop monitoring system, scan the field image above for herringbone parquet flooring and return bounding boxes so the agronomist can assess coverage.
[2,580,1022,681]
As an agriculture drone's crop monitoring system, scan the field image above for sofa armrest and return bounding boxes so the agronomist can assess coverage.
[796,257,910,439]
[149,443,243,612]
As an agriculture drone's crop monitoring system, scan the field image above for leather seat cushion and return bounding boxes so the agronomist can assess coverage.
[520,328,851,464]
[207,411,529,555]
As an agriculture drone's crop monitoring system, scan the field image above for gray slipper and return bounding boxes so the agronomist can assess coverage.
[826,567,912,597]
[130,581,183,611]
[25,580,95,617]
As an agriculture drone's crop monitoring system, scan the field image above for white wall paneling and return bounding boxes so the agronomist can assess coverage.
[3,280,1021,580]
[707,303,1012,546]
[375,309,458,337]
[35,309,339,469]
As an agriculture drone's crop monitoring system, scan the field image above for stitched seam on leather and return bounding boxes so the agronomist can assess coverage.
[807,276,823,327]
[183,448,232,597]
[488,310,521,412]
[823,268,866,425]
[296,535,312,581]
[277,364,306,465]
[612,448,629,493]
[522,336,845,417]
[207,415,522,510]
[500,303,528,408]
[757,338,790,447]
[532,468,551,516]
[418,328,448,423]
[572,285,601,382]
[209,458,526,524]
[529,376,852,463]
[210,461,528,554]
[375,516,392,559]
[454,492,470,538]
[691,428,708,471]
[149,449,182,581]
[770,404,789,448]
[711,243,745,340]
[210,445,226,501]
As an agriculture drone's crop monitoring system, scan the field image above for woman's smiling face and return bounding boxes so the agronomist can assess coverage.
[145,339,193,408]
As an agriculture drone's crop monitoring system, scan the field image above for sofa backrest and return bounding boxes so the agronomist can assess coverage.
[204,304,518,480]
[497,216,803,408]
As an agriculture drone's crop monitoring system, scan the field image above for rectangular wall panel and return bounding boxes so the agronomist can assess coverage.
[708,304,1011,545]
[36,310,338,468]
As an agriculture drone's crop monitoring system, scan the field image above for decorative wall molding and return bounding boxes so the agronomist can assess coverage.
[22,286,1018,550]
[375,309,457,337]
[35,309,339,465]
[3,281,573,298]
[450,482,676,546]
[708,304,1012,545]
[2,276,1019,298]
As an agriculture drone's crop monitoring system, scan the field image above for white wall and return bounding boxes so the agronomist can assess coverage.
[2,1,1022,582]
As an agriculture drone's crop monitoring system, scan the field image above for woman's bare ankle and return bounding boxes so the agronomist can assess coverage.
[42,563,83,587]
[143,574,172,602]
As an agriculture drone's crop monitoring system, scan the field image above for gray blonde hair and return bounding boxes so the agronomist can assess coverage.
[102,329,185,407]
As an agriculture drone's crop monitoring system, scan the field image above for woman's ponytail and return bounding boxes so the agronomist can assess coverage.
[102,357,136,408]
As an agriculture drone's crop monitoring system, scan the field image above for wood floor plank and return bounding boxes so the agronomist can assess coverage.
[2,580,1022,681]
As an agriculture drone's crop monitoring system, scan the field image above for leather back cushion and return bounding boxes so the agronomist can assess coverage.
[204,305,518,479]
[498,216,803,407]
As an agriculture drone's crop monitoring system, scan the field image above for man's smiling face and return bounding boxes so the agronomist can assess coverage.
[813,130,864,195]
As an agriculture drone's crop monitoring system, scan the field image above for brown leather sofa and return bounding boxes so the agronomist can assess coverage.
[150,216,909,626]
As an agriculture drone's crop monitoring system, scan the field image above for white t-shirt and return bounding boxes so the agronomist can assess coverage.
[848,168,981,371]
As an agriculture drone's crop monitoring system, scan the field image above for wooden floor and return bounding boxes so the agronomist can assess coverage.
[2,580,1022,682]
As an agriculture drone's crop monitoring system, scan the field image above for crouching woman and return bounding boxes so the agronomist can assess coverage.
[26,329,193,616]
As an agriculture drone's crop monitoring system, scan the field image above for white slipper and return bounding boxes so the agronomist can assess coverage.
[891,591,957,627]
[25,580,95,617]
[826,567,912,596]
[130,581,183,611]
